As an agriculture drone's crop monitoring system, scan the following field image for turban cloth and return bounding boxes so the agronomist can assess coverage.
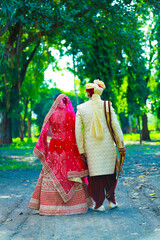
[86,80,106,139]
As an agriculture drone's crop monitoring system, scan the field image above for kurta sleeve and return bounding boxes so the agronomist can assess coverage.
[75,107,85,154]
[110,103,125,148]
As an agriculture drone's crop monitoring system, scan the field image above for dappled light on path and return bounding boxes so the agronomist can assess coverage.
[0,144,159,239]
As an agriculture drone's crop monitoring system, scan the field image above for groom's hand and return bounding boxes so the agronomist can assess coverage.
[81,153,88,166]
[118,147,126,156]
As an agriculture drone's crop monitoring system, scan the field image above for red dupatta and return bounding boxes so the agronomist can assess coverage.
[33,94,88,202]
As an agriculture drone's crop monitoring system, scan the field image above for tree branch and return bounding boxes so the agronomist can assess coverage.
[16,25,23,55]
[8,22,21,46]
[20,40,40,85]
[0,20,16,37]
[20,22,64,51]
[20,6,93,51]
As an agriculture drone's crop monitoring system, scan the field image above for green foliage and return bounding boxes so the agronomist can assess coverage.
[0,0,160,143]
[66,0,152,117]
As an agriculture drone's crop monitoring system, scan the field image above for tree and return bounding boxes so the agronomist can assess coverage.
[68,1,145,125]
[18,42,55,140]
[67,0,158,140]
[0,0,98,144]
[1,0,159,144]
[149,5,160,128]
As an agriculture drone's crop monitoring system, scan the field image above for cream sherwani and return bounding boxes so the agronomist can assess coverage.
[75,97,125,177]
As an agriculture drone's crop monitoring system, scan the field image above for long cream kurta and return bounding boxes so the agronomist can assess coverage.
[75,98,125,177]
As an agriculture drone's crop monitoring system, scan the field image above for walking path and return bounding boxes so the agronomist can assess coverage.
[0,143,160,240]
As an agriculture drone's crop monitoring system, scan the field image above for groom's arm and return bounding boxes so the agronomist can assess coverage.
[110,103,125,149]
[75,107,85,154]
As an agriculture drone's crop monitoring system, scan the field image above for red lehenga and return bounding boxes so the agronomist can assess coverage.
[28,94,92,215]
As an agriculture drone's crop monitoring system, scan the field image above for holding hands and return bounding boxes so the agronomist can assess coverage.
[80,153,88,166]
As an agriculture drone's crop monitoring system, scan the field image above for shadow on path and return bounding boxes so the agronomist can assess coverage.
[0,143,160,240]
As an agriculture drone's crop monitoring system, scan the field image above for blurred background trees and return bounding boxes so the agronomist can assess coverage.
[0,0,159,144]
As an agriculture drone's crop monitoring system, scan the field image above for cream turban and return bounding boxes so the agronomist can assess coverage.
[86,79,105,96]
[86,79,106,139]
[93,79,106,90]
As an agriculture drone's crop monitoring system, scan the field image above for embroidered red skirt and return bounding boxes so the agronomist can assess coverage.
[28,169,92,215]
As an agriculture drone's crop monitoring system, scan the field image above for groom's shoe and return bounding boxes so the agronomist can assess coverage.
[94,205,105,212]
[90,203,105,212]
[108,201,118,209]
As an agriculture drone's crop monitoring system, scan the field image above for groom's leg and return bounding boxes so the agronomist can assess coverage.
[88,175,105,209]
[104,173,116,204]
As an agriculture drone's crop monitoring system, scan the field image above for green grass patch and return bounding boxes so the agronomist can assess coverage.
[124,133,140,141]
[124,131,160,141]
[0,155,41,170]
[0,137,38,150]
[150,131,160,140]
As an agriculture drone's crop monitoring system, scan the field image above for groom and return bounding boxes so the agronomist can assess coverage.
[75,79,125,211]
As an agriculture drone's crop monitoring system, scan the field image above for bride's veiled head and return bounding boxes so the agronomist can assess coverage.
[54,93,69,106]
[54,94,75,118]
[54,94,69,108]
[41,93,74,132]
[48,94,75,142]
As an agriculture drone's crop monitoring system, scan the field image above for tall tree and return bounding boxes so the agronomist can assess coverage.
[0,0,159,144]
[68,0,158,140]
[0,0,99,144]
[149,4,160,126]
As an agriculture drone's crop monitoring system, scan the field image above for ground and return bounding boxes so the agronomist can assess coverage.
[0,142,160,240]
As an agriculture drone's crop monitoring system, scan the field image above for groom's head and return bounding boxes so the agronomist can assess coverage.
[86,79,106,97]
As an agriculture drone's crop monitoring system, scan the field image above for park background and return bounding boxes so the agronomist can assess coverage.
[0,0,160,148]
[0,2,160,240]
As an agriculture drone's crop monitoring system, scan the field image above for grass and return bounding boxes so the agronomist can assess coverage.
[124,133,140,141]
[0,137,38,150]
[124,131,160,142]
[0,137,41,170]
[0,155,42,171]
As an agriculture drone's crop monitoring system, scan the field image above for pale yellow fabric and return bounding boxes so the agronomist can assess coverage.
[93,79,106,89]
[90,94,103,139]
[69,177,82,183]
[75,100,125,176]
[85,81,104,96]
[85,83,97,90]
[93,86,103,96]
[86,81,105,139]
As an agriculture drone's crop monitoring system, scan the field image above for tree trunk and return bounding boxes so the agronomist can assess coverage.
[0,112,12,145]
[12,117,20,138]
[27,118,31,138]
[19,99,28,141]
[137,116,142,144]
[128,115,132,133]
[19,120,25,141]
[142,114,150,140]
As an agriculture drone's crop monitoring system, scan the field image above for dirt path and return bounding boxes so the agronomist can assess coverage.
[0,144,160,240]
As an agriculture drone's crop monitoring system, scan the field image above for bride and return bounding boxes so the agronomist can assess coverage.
[28,93,92,215]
